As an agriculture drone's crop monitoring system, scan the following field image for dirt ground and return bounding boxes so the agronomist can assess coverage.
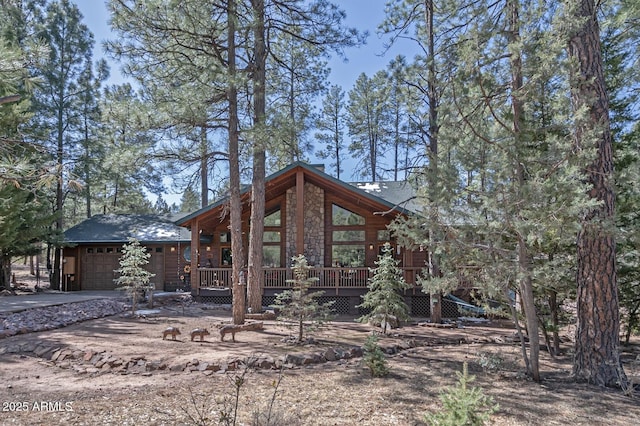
[2,263,640,425]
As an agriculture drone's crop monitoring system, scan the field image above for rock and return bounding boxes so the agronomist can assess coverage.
[301,355,315,365]
[284,354,304,366]
[145,361,161,371]
[34,345,53,357]
[256,357,275,369]
[58,349,73,362]
[6,345,21,354]
[323,348,337,361]
[44,347,60,360]
[21,343,36,353]
[397,340,413,350]
[219,361,237,372]
[113,365,126,373]
[129,364,147,374]
[169,363,185,372]
[349,346,364,358]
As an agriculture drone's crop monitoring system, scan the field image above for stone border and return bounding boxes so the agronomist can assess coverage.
[2,339,423,376]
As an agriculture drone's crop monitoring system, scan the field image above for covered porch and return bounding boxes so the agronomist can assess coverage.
[193,266,471,318]
[196,266,424,295]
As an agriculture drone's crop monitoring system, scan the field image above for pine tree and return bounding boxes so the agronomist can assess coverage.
[601,1,640,345]
[96,84,162,215]
[247,0,364,314]
[114,237,155,315]
[346,71,391,181]
[380,1,449,322]
[426,362,498,426]
[0,2,54,290]
[265,29,329,169]
[27,0,98,290]
[271,255,334,342]
[106,0,363,320]
[315,84,346,179]
[179,186,201,213]
[70,58,109,222]
[358,243,411,333]
[385,55,414,181]
[106,0,231,212]
[567,0,627,387]
[227,0,246,325]
[388,0,592,382]
[362,334,389,377]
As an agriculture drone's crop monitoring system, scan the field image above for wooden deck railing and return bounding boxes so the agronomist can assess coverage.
[198,267,424,293]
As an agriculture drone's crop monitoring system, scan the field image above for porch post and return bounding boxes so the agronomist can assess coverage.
[190,217,200,292]
[296,169,304,256]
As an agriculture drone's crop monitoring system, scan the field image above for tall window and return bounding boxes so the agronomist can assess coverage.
[263,208,283,267]
[331,204,365,267]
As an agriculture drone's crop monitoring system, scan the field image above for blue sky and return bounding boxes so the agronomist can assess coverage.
[75,1,417,91]
[73,1,419,204]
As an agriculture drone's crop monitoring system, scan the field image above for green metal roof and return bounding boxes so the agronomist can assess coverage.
[65,163,421,244]
[176,161,417,226]
[64,214,191,244]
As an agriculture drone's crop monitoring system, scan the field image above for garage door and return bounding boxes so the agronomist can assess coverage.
[81,247,120,290]
[80,245,165,291]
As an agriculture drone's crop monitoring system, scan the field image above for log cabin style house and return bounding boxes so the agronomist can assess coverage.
[64,162,468,316]
[175,162,434,315]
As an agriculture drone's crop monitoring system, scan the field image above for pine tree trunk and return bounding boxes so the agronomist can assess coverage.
[518,238,540,381]
[52,157,63,290]
[508,0,540,381]
[85,141,92,218]
[247,0,266,313]
[539,318,554,358]
[549,290,561,356]
[228,0,245,325]
[0,254,10,290]
[568,0,626,388]
[248,151,265,313]
[200,126,209,208]
[508,287,531,374]
[424,0,443,324]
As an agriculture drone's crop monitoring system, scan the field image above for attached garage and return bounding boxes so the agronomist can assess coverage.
[63,214,191,291]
